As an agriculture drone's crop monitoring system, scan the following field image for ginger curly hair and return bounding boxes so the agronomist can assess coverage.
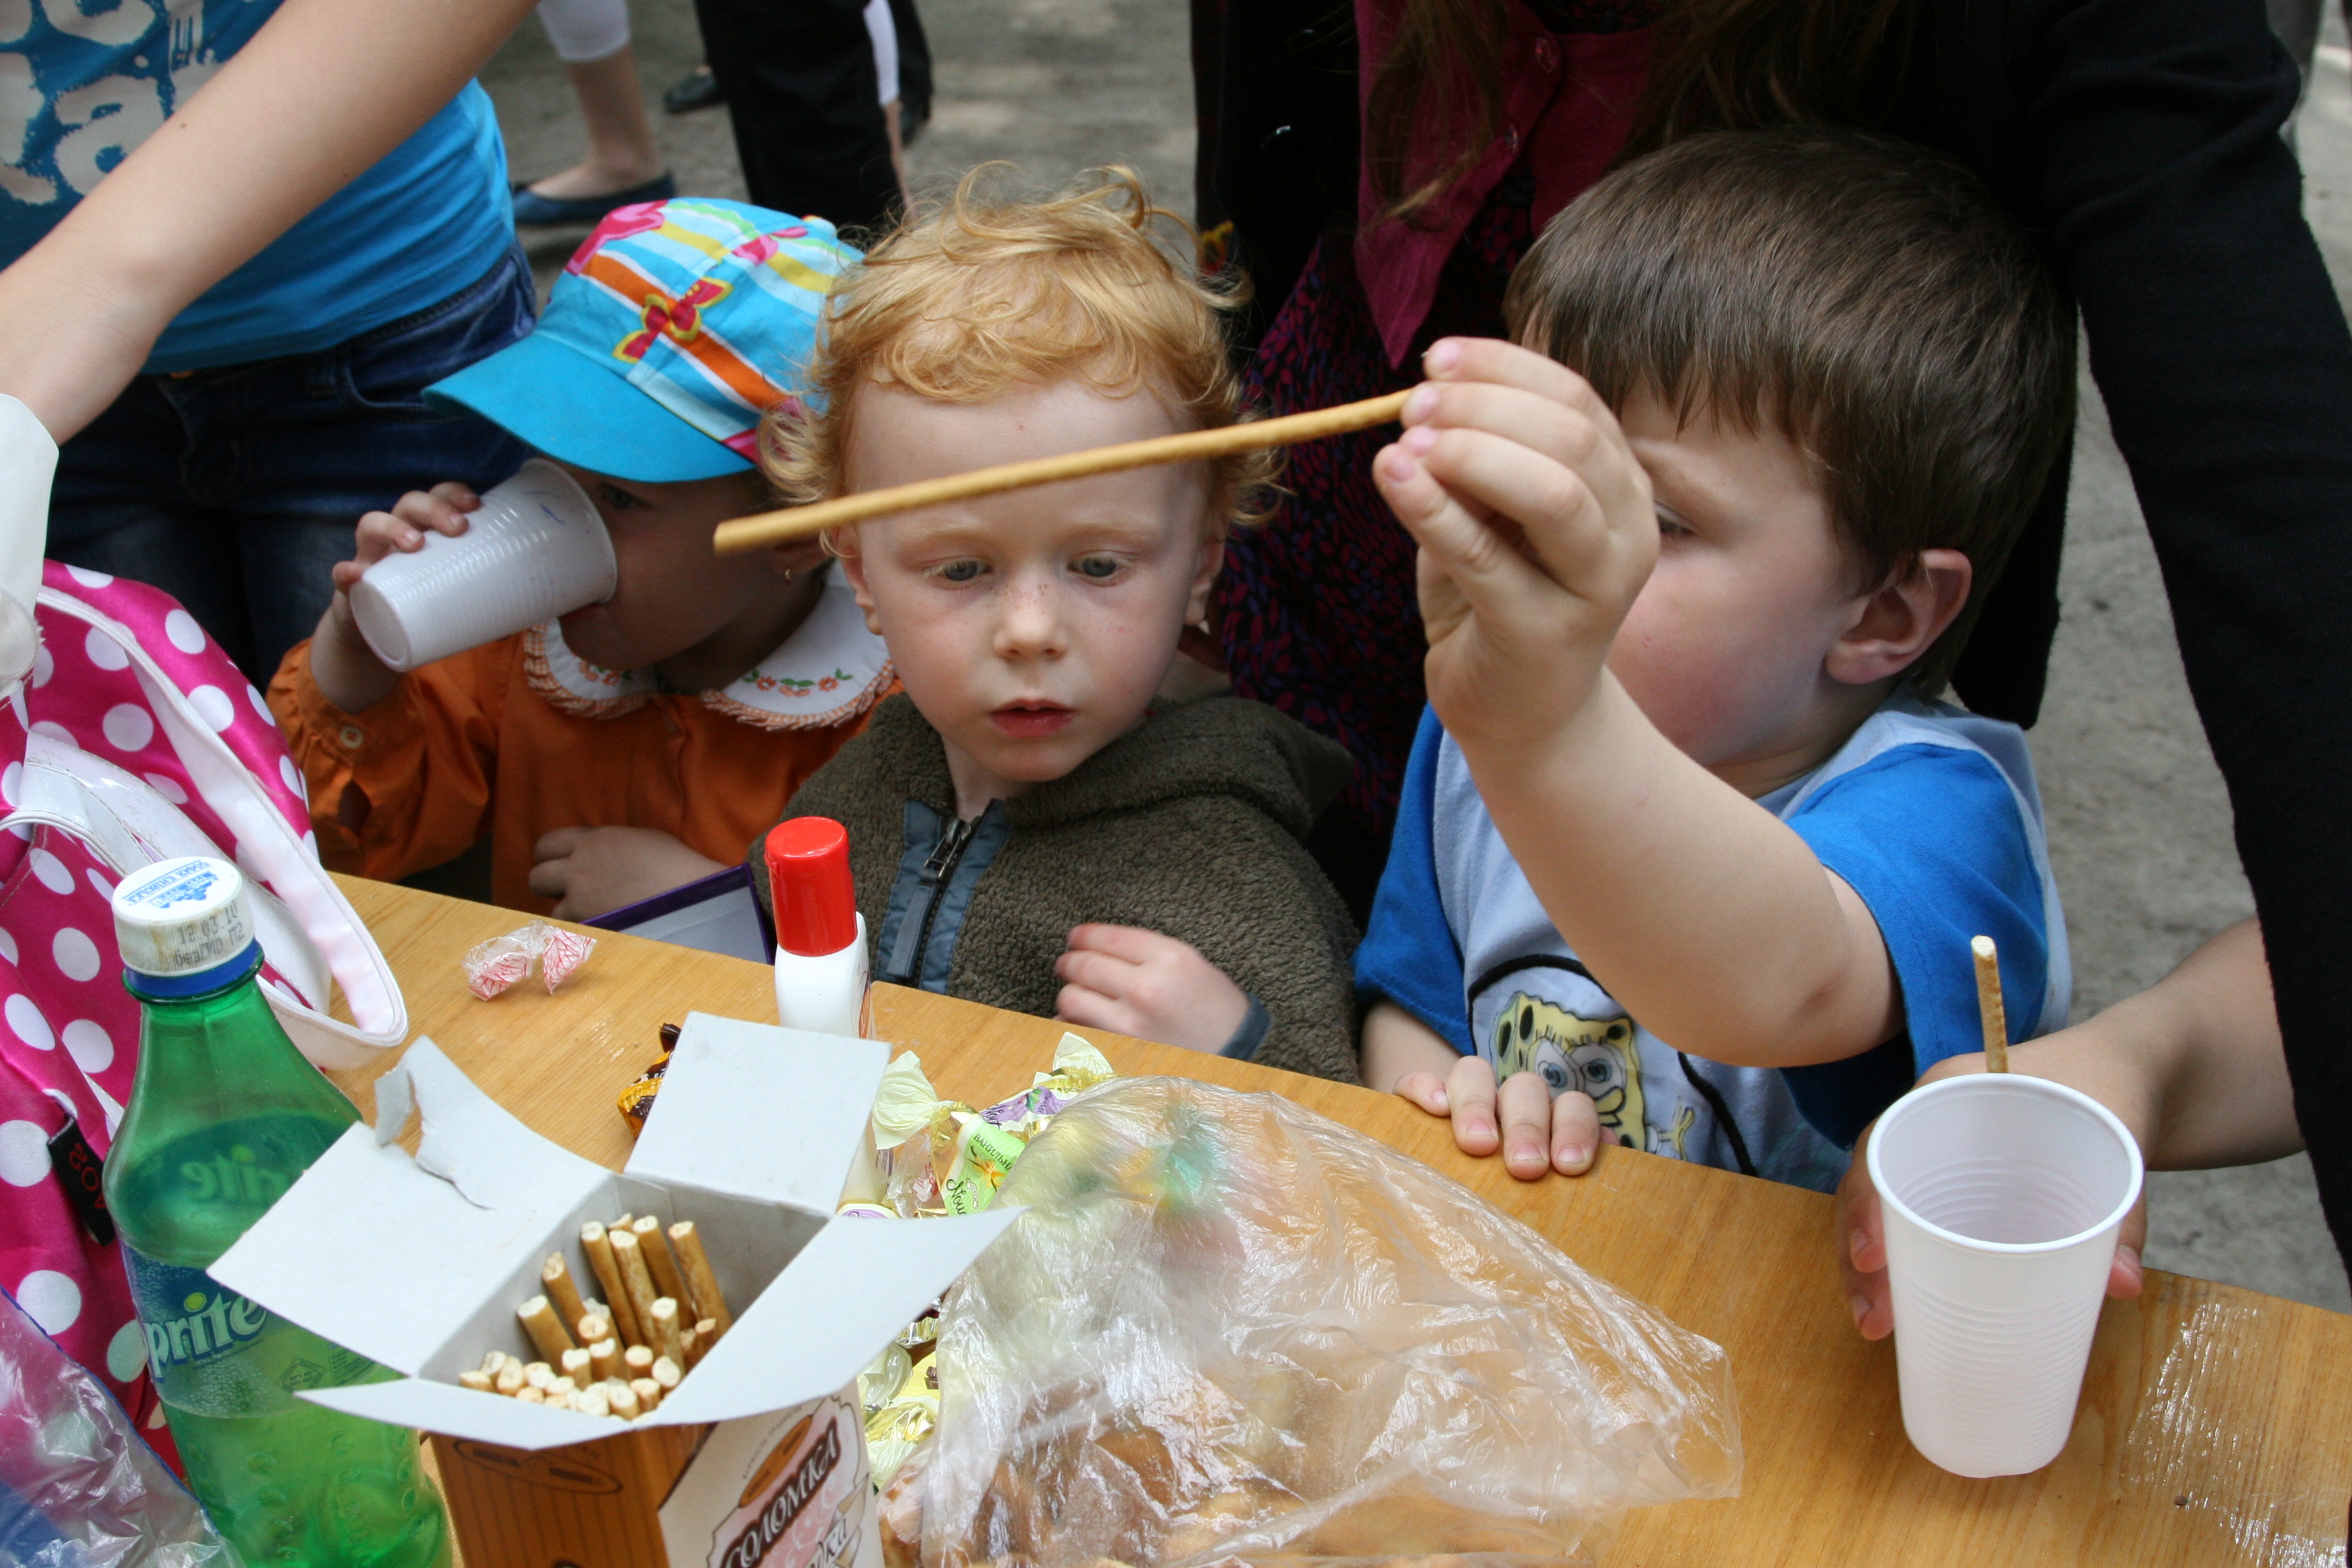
[761,164,1275,535]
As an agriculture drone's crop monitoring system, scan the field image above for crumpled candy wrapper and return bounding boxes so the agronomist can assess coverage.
[463,920,597,1000]
[869,1034,1116,1217]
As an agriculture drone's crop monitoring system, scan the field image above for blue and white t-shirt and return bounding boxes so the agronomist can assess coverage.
[1357,694,2070,1192]
[0,0,513,371]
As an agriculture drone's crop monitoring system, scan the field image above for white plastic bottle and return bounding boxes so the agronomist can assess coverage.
[765,816,869,1037]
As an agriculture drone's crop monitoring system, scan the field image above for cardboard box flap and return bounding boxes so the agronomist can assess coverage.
[213,1038,610,1373]
[626,1013,885,1212]
[305,1376,626,1451]
[381,1034,609,1208]
[654,1208,1022,1425]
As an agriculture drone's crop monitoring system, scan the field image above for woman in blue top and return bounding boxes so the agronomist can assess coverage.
[0,0,543,679]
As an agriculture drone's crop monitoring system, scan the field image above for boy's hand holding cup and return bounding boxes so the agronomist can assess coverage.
[1847,1067,2145,1477]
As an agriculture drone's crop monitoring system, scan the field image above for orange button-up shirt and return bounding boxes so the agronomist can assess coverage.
[269,579,891,914]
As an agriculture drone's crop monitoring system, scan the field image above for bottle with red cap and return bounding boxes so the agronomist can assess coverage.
[765,816,868,1038]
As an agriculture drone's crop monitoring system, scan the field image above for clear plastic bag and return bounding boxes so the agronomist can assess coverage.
[0,1288,228,1568]
[892,1077,1740,1567]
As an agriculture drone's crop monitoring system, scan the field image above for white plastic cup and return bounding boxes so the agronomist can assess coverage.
[348,458,616,671]
[1865,1073,2144,1478]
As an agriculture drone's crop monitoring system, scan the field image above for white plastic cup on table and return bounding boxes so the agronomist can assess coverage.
[1865,1072,2144,1478]
[348,458,615,671]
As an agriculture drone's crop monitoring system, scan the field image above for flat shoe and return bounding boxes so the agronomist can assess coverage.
[511,173,678,227]
[664,68,724,114]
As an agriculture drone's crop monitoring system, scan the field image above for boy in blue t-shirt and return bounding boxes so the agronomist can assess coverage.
[1357,129,2079,1191]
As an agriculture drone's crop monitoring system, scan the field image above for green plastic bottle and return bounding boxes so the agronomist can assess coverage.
[101,856,450,1568]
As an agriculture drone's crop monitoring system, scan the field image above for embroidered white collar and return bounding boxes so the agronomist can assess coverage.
[526,564,893,732]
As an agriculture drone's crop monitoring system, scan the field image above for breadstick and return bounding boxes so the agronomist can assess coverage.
[560,1347,592,1383]
[694,1316,719,1350]
[648,1297,685,1368]
[589,1337,621,1383]
[624,1344,654,1377]
[524,1361,554,1389]
[609,1382,642,1420]
[679,1324,699,1368]
[630,1215,689,1308]
[575,1385,610,1419]
[650,1355,681,1391]
[495,1363,525,1396]
[631,1375,663,1413]
[576,1312,611,1348]
[459,1370,494,1393]
[714,391,1414,551]
[668,1222,732,1334]
[517,1295,575,1364]
[541,1253,587,1331]
[547,1375,577,1398]
[479,1350,511,1376]
[516,1386,547,1405]
[1971,935,2010,1074]
[580,1223,642,1347]
[609,1228,662,1346]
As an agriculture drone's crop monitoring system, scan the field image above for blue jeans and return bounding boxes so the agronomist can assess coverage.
[48,244,538,682]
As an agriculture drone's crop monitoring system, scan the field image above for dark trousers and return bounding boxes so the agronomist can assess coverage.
[692,0,906,241]
[47,245,536,684]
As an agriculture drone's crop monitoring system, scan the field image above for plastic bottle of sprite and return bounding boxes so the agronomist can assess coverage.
[102,856,448,1567]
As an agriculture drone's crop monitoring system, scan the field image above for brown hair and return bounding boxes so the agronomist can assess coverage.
[1506,128,2075,695]
[762,165,1275,531]
[1622,0,1918,156]
[1364,0,1515,226]
[1364,0,1922,224]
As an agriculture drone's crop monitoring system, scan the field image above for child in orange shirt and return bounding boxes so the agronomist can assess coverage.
[269,199,889,916]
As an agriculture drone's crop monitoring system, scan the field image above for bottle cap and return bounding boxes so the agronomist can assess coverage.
[112,856,259,992]
[765,818,857,957]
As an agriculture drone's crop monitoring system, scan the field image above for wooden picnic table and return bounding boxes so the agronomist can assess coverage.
[328,874,2352,1566]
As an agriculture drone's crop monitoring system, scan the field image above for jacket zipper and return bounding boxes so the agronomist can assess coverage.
[885,812,978,986]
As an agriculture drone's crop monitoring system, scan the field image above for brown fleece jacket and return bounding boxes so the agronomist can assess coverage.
[754,693,1361,1084]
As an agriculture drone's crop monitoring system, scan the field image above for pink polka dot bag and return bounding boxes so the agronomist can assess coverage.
[0,403,407,1462]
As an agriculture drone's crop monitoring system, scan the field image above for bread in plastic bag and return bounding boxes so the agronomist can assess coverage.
[0,1286,229,1567]
[896,1077,1740,1566]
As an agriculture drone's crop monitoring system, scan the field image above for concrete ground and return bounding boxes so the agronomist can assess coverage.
[480,1,2352,1311]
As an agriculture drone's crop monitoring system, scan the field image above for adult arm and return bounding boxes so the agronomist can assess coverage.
[0,0,542,441]
[1990,0,2346,1239]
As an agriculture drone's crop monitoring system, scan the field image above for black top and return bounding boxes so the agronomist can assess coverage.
[1216,0,2352,1257]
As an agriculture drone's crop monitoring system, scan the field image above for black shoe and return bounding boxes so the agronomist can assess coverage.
[664,66,723,115]
[511,173,677,227]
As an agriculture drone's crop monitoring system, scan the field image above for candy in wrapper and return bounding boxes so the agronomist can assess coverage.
[539,923,595,991]
[615,1022,681,1137]
[871,1052,966,1218]
[936,1032,1118,1212]
[942,1115,1030,1215]
[463,919,597,1000]
[463,934,534,1000]
[859,1343,914,1417]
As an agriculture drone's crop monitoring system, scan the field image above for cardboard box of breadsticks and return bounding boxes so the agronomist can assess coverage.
[211,1013,1018,1568]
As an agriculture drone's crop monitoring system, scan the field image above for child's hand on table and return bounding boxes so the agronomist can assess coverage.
[309,483,482,714]
[1371,337,1657,758]
[1363,1000,1612,1179]
[1054,924,1248,1055]
[528,827,724,921]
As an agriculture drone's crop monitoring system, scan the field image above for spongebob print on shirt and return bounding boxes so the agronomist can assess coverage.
[1463,946,1847,1189]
